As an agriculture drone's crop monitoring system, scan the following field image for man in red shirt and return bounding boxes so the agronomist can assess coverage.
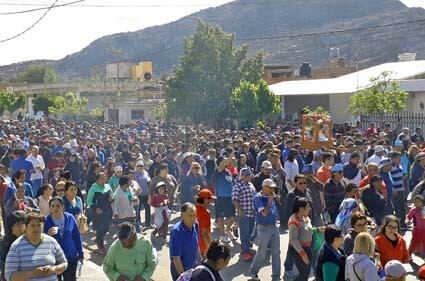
[316,152,334,184]
[195,189,216,256]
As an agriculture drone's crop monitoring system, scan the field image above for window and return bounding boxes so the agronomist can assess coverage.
[131,110,144,120]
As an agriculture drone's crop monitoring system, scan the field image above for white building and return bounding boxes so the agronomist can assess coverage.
[270,60,425,123]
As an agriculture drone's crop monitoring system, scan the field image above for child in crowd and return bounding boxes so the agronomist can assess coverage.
[49,168,62,188]
[151,181,170,239]
[406,195,425,256]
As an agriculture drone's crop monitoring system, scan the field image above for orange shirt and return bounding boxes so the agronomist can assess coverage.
[316,166,331,184]
[359,176,387,199]
[196,205,211,254]
[375,233,410,267]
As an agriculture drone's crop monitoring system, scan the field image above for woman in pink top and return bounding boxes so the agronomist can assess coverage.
[406,195,425,255]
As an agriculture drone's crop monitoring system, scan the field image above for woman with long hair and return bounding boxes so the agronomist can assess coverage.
[345,232,381,281]
[361,175,389,226]
[375,215,409,267]
[63,181,83,218]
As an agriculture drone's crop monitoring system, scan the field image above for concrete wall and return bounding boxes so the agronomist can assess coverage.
[329,93,351,123]
[407,91,425,113]
[283,94,329,120]
[117,103,158,125]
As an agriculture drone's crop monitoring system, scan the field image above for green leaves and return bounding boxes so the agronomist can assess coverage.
[163,20,265,125]
[0,91,25,116]
[18,64,57,83]
[33,92,87,116]
[348,71,408,115]
[32,94,54,116]
[230,79,281,127]
[49,92,88,116]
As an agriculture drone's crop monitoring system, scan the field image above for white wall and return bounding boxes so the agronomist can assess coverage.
[329,93,352,123]
[117,104,157,125]
[407,92,425,113]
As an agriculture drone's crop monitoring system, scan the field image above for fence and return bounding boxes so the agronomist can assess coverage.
[360,112,425,133]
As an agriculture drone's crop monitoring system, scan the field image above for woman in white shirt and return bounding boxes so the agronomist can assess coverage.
[284,149,299,193]
[36,184,54,216]
[112,176,136,224]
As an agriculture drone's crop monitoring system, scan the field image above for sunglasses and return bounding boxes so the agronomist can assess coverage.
[297,182,307,185]
[56,189,65,192]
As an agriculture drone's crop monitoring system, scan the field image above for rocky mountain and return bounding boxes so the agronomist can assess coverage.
[1,0,425,80]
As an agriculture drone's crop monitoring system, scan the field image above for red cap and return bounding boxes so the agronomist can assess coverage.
[419,264,425,280]
[198,189,217,200]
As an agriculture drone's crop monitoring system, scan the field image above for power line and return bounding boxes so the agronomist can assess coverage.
[0,0,59,43]
[234,17,425,42]
[94,21,425,67]
[0,1,233,14]
[0,0,87,15]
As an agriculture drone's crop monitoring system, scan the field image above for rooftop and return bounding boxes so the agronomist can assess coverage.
[270,60,425,96]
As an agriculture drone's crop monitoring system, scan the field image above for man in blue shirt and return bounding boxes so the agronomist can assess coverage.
[9,149,34,183]
[249,179,281,281]
[214,155,235,243]
[169,202,200,281]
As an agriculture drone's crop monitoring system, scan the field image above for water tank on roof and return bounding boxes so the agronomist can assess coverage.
[329,47,340,60]
[106,63,132,79]
[299,62,312,77]
[398,53,416,62]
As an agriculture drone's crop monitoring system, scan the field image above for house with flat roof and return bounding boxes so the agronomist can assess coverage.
[269,60,425,123]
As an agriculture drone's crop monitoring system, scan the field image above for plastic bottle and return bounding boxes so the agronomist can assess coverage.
[77,261,83,277]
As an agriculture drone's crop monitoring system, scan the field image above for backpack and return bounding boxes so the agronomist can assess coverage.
[176,265,216,281]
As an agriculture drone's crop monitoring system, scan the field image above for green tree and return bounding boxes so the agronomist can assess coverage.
[231,81,260,125]
[230,80,281,127]
[0,91,26,116]
[89,108,105,120]
[32,94,54,115]
[163,20,263,124]
[49,92,88,116]
[348,71,408,115]
[256,79,281,115]
[18,64,57,83]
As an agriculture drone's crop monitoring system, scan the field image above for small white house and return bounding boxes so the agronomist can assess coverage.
[269,60,425,123]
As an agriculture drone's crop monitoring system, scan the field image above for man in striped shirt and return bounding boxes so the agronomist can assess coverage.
[390,151,407,227]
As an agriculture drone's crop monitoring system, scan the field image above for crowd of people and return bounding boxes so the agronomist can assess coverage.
[0,118,425,281]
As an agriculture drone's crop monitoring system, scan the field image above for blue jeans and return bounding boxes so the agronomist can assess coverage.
[239,216,255,253]
[31,179,42,197]
[249,224,281,280]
